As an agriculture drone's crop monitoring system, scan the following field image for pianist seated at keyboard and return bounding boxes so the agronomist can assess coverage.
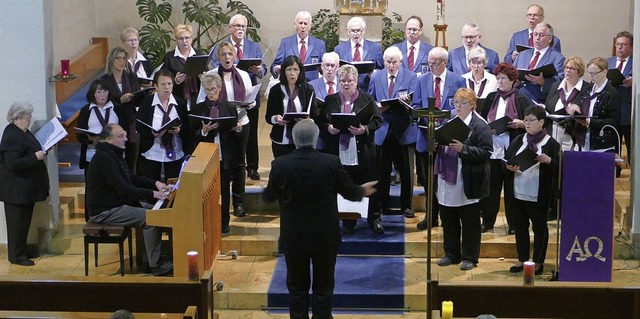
[85,123,174,276]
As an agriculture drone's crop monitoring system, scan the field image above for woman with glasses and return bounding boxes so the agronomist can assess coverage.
[265,55,317,158]
[435,88,492,271]
[121,27,154,87]
[479,62,530,235]
[161,24,206,108]
[319,64,383,235]
[505,106,560,276]
[462,47,497,100]
[544,57,593,151]
[100,46,143,171]
[76,78,126,170]
[196,42,253,218]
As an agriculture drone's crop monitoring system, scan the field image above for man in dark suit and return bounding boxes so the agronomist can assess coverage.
[334,16,384,91]
[448,23,500,75]
[513,23,565,104]
[393,15,434,75]
[208,14,267,181]
[271,11,327,81]
[608,31,633,164]
[263,119,376,319]
[504,4,562,63]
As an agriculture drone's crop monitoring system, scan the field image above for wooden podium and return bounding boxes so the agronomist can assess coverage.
[147,142,221,278]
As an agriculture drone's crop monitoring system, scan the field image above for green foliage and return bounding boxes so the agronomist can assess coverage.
[311,9,340,52]
[381,12,404,50]
[136,0,262,67]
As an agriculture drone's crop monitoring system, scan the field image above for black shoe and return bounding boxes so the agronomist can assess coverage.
[222,224,231,234]
[151,261,174,276]
[547,214,557,221]
[11,259,35,266]
[616,166,622,178]
[535,264,544,275]
[140,262,152,274]
[27,251,40,259]
[481,225,493,233]
[403,208,415,218]
[247,169,260,180]
[417,219,429,230]
[509,263,524,273]
[233,204,246,217]
[370,219,384,235]
[342,226,355,235]
[508,228,516,235]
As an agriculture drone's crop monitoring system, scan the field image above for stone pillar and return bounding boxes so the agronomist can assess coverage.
[0,0,60,253]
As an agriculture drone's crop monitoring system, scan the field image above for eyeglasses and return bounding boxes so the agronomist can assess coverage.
[322,63,337,69]
[231,24,246,30]
[427,60,444,68]
[114,56,127,61]
[285,68,300,74]
[532,33,550,38]
[176,36,192,41]
[564,67,579,71]
[124,39,139,44]
[588,69,605,77]
[348,28,363,34]
[203,87,219,93]
[469,61,485,67]
[406,27,421,34]
[526,13,542,18]
[452,100,471,107]
[523,118,540,123]
[462,35,480,40]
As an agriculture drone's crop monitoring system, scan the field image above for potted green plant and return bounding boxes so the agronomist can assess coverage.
[135,0,261,67]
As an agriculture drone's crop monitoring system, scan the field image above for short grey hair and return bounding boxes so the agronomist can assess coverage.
[535,22,554,37]
[295,11,312,23]
[201,71,222,88]
[467,47,487,63]
[338,64,359,81]
[322,52,340,64]
[229,14,247,26]
[347,16,366,30]
[462,23,480,35]
[6,101,34,122]
[428,46,449,61]
[292,119,319,148]
[383,46,403,61]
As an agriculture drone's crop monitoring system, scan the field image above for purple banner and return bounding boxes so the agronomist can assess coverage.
[559,151,615,282]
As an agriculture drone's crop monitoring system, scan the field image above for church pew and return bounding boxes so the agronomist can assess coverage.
[0,305,197,319]
[431,280,640,318]
[0,271,213,319]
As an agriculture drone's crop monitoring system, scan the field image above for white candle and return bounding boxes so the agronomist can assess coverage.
[437,0,446,24]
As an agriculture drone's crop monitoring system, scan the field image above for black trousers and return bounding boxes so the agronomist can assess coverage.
[480,159,514,229]
[377,136,415,211]
[138,157,183,183]
[4,202,35,263]
[220,124,250,228]
[272,142,296,159]
[246,106,260,171]
[284,245,338,319]
[124,133,140,173]
[417,151,440,225]
[440,202,481,264]
[512,198,549,264]
[343,164,382,227]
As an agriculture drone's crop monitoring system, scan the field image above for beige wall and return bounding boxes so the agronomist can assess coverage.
[51,0,634,71]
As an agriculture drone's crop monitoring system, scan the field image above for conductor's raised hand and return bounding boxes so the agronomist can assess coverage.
[361,180,378,196]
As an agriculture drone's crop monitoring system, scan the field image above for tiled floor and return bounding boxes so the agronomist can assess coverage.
[1,101,639,318]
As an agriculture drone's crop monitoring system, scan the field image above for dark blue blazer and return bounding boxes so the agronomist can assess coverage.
[393,41,434,73]
[448,44,500,75]
[608,56,633,125]
[368,67,418,145]
[411,71,466,152]
[504,29,562,63]
[271,34,326,81]
[513,48,565,103]
[334,39,384,91]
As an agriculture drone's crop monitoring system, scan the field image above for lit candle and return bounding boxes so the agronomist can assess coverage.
[523,261,535,286]
[441,301,453,319]
[187,251,199,281]
[61,59,70,76]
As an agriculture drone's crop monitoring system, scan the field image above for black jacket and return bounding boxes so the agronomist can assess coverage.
[136,94,193,157]
[481,90,531,141]
[190,100,239,169]
[450,113,493,200]
[76,102,126,169]
[265,83,317,144]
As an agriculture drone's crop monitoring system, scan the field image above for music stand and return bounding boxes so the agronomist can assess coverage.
[412,104,450,319]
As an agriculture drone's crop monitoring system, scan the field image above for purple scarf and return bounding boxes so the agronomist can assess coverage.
[487,88,518,122]
[434,146,459,185]
[217,65,246,102]
[526,129,547,152]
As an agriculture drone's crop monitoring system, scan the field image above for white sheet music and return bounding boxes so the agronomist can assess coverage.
[337,194,369,219]
[34,117,67,151]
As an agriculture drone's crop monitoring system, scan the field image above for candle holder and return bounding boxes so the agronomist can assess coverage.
[49,74,78,82]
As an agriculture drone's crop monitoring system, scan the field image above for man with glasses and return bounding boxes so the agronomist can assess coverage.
[207,14,266,181]
[393,15,434,75]
[448,23,500,75]
[271,11,327,81]
[334,16,384,91]
[411,47,466,229]
[513,23,565,104]
[504,4,562,63]
[309,52,341,150]
[608,31,633,167]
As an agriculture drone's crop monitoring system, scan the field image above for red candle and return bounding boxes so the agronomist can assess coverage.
[61,59,70,76]
[523,261,535,286]
[187,251,199,281]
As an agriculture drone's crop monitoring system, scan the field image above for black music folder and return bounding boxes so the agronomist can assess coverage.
[236,58,262,72]
[607,68,626,86]
[475,98,487,114]
[517,63,558,81]
[137,117,182,133]
[282,112,309,122]
[339,60,376,74]
[489,116,512,135]
[303,62,322,73]
[331,113,358,132]
[380,92,414,113]
[435,117,471,145]
[516,44,533,53]
[133,87,154,99]
[183,55,209,77]
[505,148,539,172]
[74,127,100,136]
[188,114,237,130]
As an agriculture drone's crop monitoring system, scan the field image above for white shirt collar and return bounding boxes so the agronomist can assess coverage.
[557,78,584,92]
[173,46,196,60]
[152,93,178,107]
[89,101,115,110]
[406,40,420,49]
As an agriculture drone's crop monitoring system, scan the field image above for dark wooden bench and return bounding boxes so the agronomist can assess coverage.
[0,306,198,319]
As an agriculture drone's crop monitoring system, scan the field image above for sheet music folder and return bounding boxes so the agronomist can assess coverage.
[607,68,626,86]
[380,92,414,112]
[137,117,182,134]
[188,114,237,130]
[339,60,376,74]
[183,55,209,77]
[435,117,471,144]
[516,44,533,52]
[74,127,100,136]
[489,116,512,135]
[34,117,68,151]
[282,112,309,122]
[236,58,262,72]
[517,63,558,81]
[505,148,539,172]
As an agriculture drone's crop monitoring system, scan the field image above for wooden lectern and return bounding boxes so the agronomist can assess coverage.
[147,142,222,278]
